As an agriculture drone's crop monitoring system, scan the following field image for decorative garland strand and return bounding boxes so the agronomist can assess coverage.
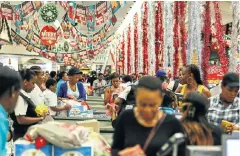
[195,2,202,72]
[213,2,229,74]
[230,2,240,72]
[155,1,161,73]
[121,32,125,74]
[134,13,139,74]
[201,2,211,85]
[163,1,174,73]
[130,21,135,74]
[173,1,180,78]
[142,2,149,74]
[127,25,131,74]
[179,1,187,67]
[124,30,128,74]
[138,6,143,73]
[148,1,155,75]
[159,2,164,71]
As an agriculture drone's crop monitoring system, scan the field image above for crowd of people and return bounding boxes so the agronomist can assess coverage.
[0,63,239,156]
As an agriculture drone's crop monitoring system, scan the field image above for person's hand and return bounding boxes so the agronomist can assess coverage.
[118,145,146,156]
[226,124,240,134]
[64,104,72,110]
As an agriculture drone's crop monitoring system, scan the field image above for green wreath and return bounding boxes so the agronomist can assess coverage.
[40,4,58,23]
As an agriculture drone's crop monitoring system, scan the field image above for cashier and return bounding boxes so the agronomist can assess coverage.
[10,69,46,141]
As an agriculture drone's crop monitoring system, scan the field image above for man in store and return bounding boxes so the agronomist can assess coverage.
[207,72,240,132]
[93,73,107,96]
[10,69,46,141]
[0,66,22,155]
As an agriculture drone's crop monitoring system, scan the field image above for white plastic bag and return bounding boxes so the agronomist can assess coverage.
[25,121,89,149]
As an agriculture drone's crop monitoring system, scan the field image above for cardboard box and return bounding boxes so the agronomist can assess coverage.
[67,106,87,117]
[15,140,52,156]
[54,146,93,156]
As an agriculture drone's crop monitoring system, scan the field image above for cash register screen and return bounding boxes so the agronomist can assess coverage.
[226,139,240,156]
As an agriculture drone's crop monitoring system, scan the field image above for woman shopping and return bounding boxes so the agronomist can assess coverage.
[181,92,222,145]
[111,76,186,156]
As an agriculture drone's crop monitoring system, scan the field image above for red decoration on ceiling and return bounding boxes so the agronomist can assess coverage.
[121,32,125,74]
[179,1,187,67]
[142,2,148,74]
[127,25,131,74]
[40,25,57,46]
[201,2,212,85]
[133,13,138,74]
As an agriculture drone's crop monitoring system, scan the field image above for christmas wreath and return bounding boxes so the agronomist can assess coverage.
[40,4,58,23]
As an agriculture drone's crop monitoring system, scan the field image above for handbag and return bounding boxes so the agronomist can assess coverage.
[143,113,167,152]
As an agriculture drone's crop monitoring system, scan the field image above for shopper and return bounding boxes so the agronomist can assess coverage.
[121,75,133,88]
[58,67,86,102]
[155,70,168,89]
[0,66,21,155]
[56,71,68,95]
[50,71,57,80]
[93,73,107,96]
[44,79,71,116]
[176,64,211,107]
[207,72,240,132]
[28,66,46,106]
[112,76,186,156]
[10,69,46,141]
[181,92,222,145]
[104,72,124,105]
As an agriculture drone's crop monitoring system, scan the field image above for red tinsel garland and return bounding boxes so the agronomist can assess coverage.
[155,1,163,73]
[121,32,125,74]
[179,2,187,67]
[127,25,131,74]
[201,2,212,85]
[213,2,229,74]
[134,13,138,74]
[173,1,180,78]
[142,2,148,74]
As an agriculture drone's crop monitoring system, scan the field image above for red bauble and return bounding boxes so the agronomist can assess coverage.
[40,25,57,46]
[35,136,48,149]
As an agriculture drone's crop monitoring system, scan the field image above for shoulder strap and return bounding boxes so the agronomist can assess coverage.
[197,85,204,93]
[19,92,36,108]
[143,113,167,152]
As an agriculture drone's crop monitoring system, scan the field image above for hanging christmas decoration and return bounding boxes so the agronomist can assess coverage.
[40,25,57,46]
[40,3,58,23]
[213,2,229,74]
[187,1,202,68]
[230,2,240,72]
[173,1,180,78]
[148,1,155,75]
[142,2,149,74]
[127,25,131,74]
[201,2,211,85]
[0,18,13,45]
[163,1,174,73]
[138,7,143,73]
[130,21,135,74]
[124,30,128,74]
[64,41,69,52]
[179,1,187,67]
[155,1,164,73]
[134,13,138,74]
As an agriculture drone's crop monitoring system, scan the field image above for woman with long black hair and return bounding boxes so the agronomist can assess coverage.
[181,92,222,145]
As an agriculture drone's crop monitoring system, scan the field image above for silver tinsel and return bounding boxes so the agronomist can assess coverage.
[124,30,128,74]
[138,6,143,73]
[148,1,156,75]
[130,21,135,74]
[230,2,240,72]
[187,1,202,68]
[163,1,174,73]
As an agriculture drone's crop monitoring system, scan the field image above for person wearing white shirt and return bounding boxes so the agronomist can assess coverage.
[93,73,107,96]
[10,69,46,141]
[44,79,71,116]
[28,66,46,106]
[120,75,133,88]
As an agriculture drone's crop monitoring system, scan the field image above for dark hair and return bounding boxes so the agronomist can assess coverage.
[0,66,22,98]
[19,69,36,81]
[137,76,163,92]
[46,78,57,89]
[122,75,132,83]
[185,64,203,85]
[139,72,145,75]
[98,73,104,77]
[110,72,119,80]
[30,66,42,75]
[50,71,57,78]
[59,71,67,80]
[221,72,239,87]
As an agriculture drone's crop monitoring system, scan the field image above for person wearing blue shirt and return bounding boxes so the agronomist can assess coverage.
[0,66,22,156]
[56,71,68,95]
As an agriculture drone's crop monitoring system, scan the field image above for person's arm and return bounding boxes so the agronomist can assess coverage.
[50,105,71,112]
[203,87,212,98]
[175,85,183,93]
[104,87,111,105]
[78,83,87,101]
[115,97,123,106]
[57,83,65,98]
[7,129,13,142]
[111,112,125,155]
[16,115,43,125]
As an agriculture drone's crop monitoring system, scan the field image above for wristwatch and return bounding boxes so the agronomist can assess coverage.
[40,117,44,121]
